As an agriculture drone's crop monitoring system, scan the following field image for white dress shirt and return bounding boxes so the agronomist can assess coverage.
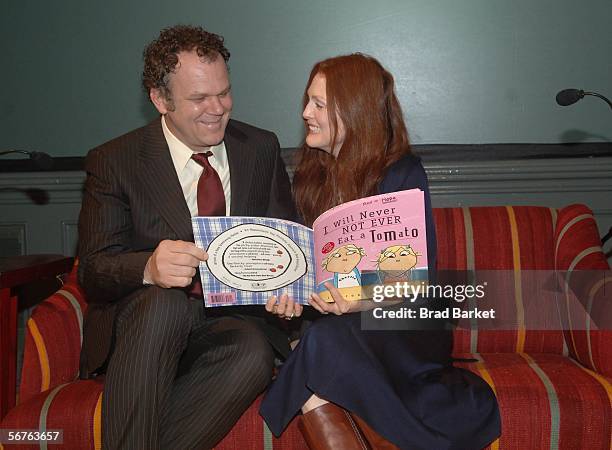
[161,116,232,216]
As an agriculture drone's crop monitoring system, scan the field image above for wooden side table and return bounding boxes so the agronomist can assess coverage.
[0,254,74,420]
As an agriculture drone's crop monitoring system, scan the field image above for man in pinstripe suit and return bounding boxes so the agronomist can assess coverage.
[77,25,296,449]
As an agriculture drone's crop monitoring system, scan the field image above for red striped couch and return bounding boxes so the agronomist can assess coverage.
[1,204,610,450]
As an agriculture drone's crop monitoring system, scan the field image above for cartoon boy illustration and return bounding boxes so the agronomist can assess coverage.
[375,244,420,283]
[322,244,366,288]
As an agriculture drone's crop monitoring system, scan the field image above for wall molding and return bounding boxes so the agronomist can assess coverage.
[0,223,27,256]
[1,153,611,255]
[0,172,85,205]
[426,158,612,195]
[2,157,611,201]
[61,220,79,256]
[1,142,611,173]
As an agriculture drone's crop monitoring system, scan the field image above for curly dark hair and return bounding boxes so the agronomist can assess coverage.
[142,25,230,98]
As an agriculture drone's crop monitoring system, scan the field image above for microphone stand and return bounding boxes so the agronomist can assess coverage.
[582,91,612,110]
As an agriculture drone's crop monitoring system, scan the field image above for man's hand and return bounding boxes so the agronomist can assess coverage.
[144,240,208,288]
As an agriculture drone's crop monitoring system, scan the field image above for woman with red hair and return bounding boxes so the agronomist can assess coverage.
[261,54,500,449]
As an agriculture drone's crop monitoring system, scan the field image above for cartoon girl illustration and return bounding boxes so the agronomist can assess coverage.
[375,244,420,283]
[321,244,366,288]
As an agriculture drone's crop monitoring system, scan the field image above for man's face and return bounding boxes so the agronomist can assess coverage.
[151,51,233,150]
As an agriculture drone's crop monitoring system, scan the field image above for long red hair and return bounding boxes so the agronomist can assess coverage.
[293,53,411,226]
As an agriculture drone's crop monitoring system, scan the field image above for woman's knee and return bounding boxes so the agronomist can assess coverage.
[302,316,352,350]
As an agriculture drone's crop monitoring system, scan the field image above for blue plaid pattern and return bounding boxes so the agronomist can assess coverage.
[192,216,315,306]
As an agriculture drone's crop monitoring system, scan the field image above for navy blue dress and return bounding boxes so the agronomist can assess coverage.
[260,155,501,449]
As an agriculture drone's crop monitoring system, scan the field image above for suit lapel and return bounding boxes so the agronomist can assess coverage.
[138,119,193,241]
[225,121,255,215]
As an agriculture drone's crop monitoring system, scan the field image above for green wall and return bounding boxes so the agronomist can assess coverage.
[2,0,611,157]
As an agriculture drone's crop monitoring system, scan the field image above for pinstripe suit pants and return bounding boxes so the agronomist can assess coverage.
[101,286,274,450]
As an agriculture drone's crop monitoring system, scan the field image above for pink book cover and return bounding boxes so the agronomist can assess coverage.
[312,189,428,301]
[193,189,428,305]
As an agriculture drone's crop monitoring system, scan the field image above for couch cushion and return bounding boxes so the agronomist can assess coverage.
[19,283,87,403]
[213,397,307,450]
[455,353,612,450]
[4,355,609,450]
[0,379,103,450]
[434,206,566,354]
[1,384,307,450]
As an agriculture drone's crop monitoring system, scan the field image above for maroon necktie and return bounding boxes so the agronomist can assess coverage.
[189,151,225,299]
[191,151,226,216]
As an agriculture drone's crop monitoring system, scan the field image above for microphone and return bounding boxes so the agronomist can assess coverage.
[0,149,54,170]
[556,89,583,106]
[556,88,612,110]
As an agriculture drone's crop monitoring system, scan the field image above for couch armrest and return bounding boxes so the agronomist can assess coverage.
[556,269,612,378]
[19,268,87,403]
[554,204,612,377]
[555,204,609,271]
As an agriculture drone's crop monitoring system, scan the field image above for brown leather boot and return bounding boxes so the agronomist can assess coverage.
[298,403,371,450]
[350,413,401,450]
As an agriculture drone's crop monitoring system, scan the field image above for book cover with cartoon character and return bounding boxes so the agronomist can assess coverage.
[192,189,427,306]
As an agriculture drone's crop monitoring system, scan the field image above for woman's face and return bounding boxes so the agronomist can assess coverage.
[302,73,345,156]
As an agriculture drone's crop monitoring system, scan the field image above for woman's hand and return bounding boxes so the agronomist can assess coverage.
[265,293,303,320]
[309,282,402,315]
[308,282,359,315]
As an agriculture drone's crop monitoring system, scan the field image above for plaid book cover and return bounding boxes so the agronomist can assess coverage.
[192,216,315,307]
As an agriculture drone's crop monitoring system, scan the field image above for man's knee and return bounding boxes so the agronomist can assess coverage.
[222,319,275,392]
[116,286,192,342]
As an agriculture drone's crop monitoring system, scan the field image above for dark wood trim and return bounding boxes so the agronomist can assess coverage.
[0,157,84,172]
[0,255,74,290]
[410,142,612,161]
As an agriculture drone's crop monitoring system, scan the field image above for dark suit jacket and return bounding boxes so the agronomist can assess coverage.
[77,118,295,378]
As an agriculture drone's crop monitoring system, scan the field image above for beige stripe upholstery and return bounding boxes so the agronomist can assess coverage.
[57,289,84,345]
[562,247,604,359]
[554,213,594,264]
[263,422,273,450]
[38,384,68,450]
[548,208,569,356]
[461,207,478,353]
[586,276,612,371]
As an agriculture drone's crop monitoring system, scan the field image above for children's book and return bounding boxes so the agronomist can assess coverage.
[192,189,428,307]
